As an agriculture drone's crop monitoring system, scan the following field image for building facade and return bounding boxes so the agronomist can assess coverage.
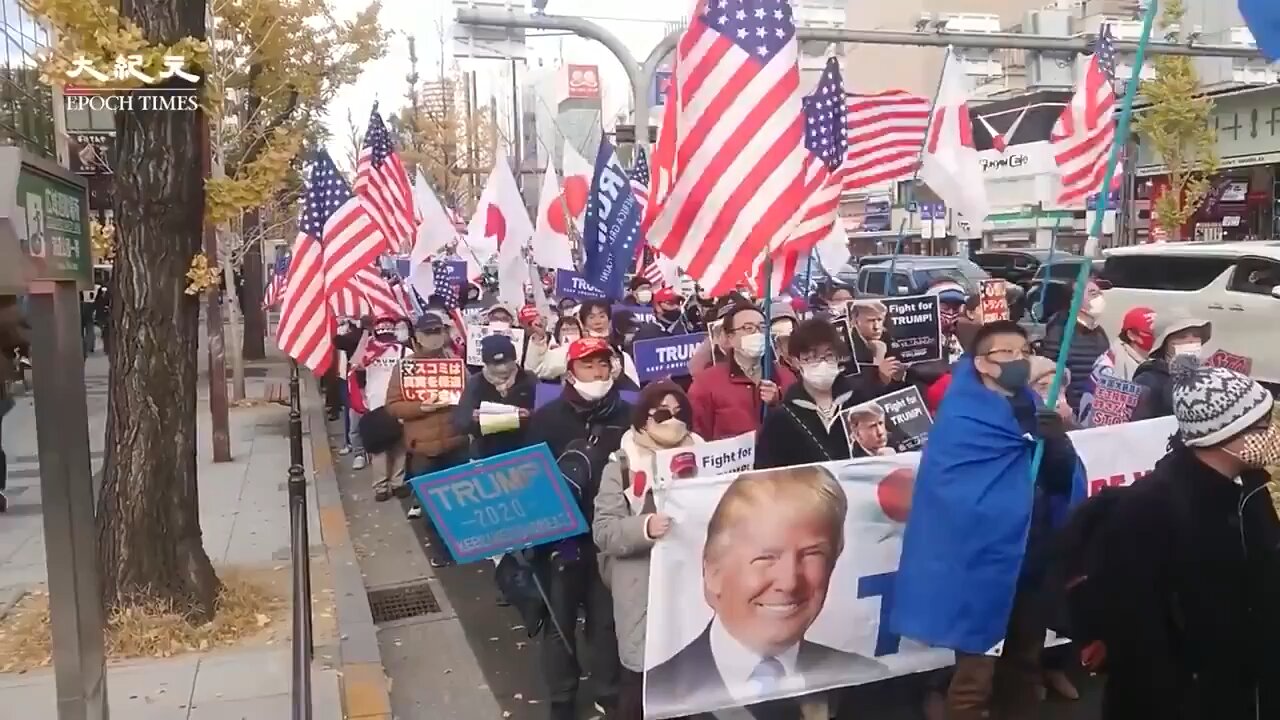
[0,0,55,158]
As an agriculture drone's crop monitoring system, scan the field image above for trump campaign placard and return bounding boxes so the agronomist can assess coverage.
[653,431,755,487]
[555,269,608,301]
[632,332,707,382]
[642,416,1177,719]
[409,443,589,565]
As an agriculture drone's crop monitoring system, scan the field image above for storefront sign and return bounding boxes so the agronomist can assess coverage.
[565,64,600,100]
[1136,87,1280,176]
[2,152,93,288]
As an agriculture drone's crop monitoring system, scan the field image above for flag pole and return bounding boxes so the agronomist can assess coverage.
[761,255,774,420]
[886,45,953,297]
[1031,2,1159,482]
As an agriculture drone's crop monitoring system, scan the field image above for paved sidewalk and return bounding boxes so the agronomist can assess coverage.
[0,350,343,719]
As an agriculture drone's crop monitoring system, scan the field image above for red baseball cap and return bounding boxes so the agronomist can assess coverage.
[1121,306,1156,352]
[518,305,541,324]
[653,287,681,304]
[567,336,612,363]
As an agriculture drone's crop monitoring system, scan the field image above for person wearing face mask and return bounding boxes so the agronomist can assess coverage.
[628,277,654,307]
[755,319,867,468]
[525,317,583,382]
[892,320,1085,720]
[352,315,414,493]
[1131,314,1212,422]
[452,334,536,459]
[686,284,717,330]
[525,336,630,720]
[1037,277,1111,417]
[593,381,702,720]
[768,302,799,375]
[577,300,640,390]
[687,301,796,441]
[486,304,516,328]
[633,286,692,342]
[1089,355,1280,720]
[383,313,468,511]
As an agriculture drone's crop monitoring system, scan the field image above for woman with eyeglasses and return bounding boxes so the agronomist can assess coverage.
[593,380,701,720]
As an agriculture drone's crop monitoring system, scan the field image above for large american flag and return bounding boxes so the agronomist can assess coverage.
[314,151,383,295]
[1052,25,1119,206]
[844,90,931,191]
[277,153,345,374]
[349,265,408,319]
[431,260,468,353]
[355,106,416,254]
[645,0,809,296]
[765,57,848,273]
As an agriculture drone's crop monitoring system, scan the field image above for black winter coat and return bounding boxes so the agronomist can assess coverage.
[755,379,862,469]
[1038,313,1110,414]
[451,369,538,459]
[1132,357,1173,421]
[1094,443,1280,720]
[525,387,632,518]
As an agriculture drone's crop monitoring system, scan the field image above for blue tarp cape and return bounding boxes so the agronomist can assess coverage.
[890,357,1085,654]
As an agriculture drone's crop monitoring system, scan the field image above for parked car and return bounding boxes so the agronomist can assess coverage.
[1024,256,1099,322]
[853,256,1025,314]
[1098,241,1280,386]
[974,249,1084,290]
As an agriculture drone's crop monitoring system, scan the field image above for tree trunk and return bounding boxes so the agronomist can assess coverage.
[240,210,265,360]
[99,0,219,619]
[221,247,247,401]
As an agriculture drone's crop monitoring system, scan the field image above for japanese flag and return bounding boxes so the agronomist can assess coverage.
[562,142,595,230]
[919,52,991,231]
[531,164,577,271]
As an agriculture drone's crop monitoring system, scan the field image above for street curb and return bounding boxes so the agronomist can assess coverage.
[305,377,393,720]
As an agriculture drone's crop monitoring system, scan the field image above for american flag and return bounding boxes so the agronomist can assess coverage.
[630,145,651,215]
[349,265,408,319]
[844,90,931,191]
[328,286,368,319]
[764,56,848,282]
[645,0,809,296]
[262,256,288,309]
[312,151,383,296]
[432,260,468,347]
[355,107,416,254]
[277,153,344,374]
[1052,25,1119,206]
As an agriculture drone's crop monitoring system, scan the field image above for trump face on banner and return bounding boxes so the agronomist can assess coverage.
[644,466,888,715]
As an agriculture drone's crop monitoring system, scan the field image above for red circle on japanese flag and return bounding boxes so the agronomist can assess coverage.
[877,468,915,524]
[547,175,590,235]
[485,204,507,246]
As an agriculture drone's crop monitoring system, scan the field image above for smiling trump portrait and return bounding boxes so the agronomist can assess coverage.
[644,465,889,714]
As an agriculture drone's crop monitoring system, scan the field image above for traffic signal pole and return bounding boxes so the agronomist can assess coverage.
[454,6,1270,153]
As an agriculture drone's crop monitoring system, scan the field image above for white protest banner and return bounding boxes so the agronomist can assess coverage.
[465,324,526,366]
[643,416,1177,719]
[654,432,755,487]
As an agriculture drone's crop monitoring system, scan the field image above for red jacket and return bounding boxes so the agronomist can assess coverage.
[688,359,796,441]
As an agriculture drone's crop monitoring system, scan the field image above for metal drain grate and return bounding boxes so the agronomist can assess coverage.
[367,582,441,623]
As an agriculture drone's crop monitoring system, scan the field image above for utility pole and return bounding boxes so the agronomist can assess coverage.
[199,113,232,463]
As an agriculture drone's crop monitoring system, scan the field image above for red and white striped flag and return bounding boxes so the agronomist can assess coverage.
[349,265,408,319]
[262,270,286,310]
[355,106,416,254]
[315,153,385,297]
[645,0,809,296]
[1052,25,1119,206]
[328,286,369,319]
[843,90,931,192]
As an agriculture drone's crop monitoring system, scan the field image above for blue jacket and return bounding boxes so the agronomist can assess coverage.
[890,358,1085,654]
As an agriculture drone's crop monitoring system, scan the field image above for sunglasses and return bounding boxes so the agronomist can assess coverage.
[648,407,685,424]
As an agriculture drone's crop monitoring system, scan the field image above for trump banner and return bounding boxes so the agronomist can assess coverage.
[409,443,589,564]
[583,138,643,299]
[654,431,755,486]
[555,269,608,301]
[643,416,1178,719]
[633,332,707,382]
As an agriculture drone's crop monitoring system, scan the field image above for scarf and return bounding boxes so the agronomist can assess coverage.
[618,428,701,513]
[563,383,624,425]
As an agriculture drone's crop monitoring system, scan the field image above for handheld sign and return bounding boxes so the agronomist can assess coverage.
[849,296,943,366]
[465,325,526,366]
[654,431,755,487]
[841,386,934,456]
[632,332,706,382]
[555,269,608,301]
[400,358,466,405]
[615,303,656,326]
[409,443,589,564]
[1087,375,1144,427]
[979,280,1010,322]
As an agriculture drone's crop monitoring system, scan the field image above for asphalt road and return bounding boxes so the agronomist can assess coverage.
[398,497,1103,720]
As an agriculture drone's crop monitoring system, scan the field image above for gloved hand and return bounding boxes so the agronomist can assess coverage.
[1036,407,1068,440]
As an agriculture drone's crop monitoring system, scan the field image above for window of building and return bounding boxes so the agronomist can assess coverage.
[0,12,55,157]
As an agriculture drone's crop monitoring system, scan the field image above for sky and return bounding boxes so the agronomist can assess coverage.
[325,0,692,169]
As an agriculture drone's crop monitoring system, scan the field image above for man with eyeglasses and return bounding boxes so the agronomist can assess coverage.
[687,301,796,442]
[892,320,1085,720]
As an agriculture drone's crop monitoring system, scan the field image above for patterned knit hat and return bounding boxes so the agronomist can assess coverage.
[1171,354,1274,448]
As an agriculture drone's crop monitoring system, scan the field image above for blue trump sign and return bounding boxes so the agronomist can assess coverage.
[583,138,643,300]
[616,303,655,326]
[409,444,588,564]
[632,332,706,382]
[555,269,608,301]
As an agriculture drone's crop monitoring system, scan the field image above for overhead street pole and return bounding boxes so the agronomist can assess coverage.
[456,7,1270,154]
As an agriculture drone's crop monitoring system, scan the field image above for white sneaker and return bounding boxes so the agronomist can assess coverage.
[351,455,368,471]
[337,445,352,456]
[406,505,423,519]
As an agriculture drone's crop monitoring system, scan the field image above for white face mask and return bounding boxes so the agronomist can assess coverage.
[573,378,614,401]
[1085,296,1106,317]
[736,332,766,358]
[801,360,840,390]
[394,328,410,343]
[646,418,689,447]
[589,328,610,339]
[1169,341,1202,358]
[635,290,653,304]
[489,321,511,332]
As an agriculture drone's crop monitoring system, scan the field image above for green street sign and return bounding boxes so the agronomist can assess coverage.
[0,148,92,290]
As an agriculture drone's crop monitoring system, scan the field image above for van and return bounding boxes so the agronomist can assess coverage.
[1099,241,1280,386]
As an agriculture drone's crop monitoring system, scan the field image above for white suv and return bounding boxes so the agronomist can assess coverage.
[1098,241,1280,386]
